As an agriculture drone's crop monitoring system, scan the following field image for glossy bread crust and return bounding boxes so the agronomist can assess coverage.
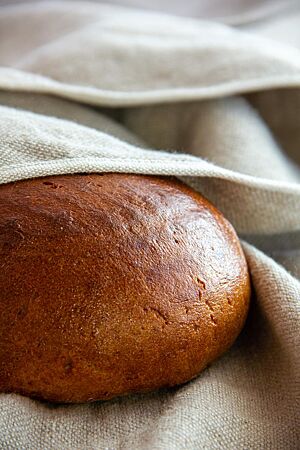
[0,174,250,403]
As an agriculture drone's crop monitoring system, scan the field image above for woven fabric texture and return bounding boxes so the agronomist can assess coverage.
[0,2,299,449]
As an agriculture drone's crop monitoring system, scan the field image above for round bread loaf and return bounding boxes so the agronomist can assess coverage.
[0,174,250,403]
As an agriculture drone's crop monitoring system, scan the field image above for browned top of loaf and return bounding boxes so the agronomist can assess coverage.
[0,174,250,402]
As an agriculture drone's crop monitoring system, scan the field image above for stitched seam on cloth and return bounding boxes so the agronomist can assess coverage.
[1,157,300,194]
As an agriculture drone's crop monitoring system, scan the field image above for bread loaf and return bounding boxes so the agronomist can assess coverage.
[0,173,250,403]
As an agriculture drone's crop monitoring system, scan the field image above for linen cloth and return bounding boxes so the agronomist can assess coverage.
[0,2,299,449]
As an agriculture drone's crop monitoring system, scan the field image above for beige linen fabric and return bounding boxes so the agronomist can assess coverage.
[0,2,299,449]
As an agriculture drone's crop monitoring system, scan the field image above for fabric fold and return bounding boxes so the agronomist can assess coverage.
[0,2,299,449]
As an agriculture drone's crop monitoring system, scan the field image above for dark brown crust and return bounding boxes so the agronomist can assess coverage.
[0,173,250,403]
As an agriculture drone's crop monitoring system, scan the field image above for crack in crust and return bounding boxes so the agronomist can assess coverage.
[143,306,169,326]
[193,275,217,324]
[210,314,217,325]
[193,276,207,301]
